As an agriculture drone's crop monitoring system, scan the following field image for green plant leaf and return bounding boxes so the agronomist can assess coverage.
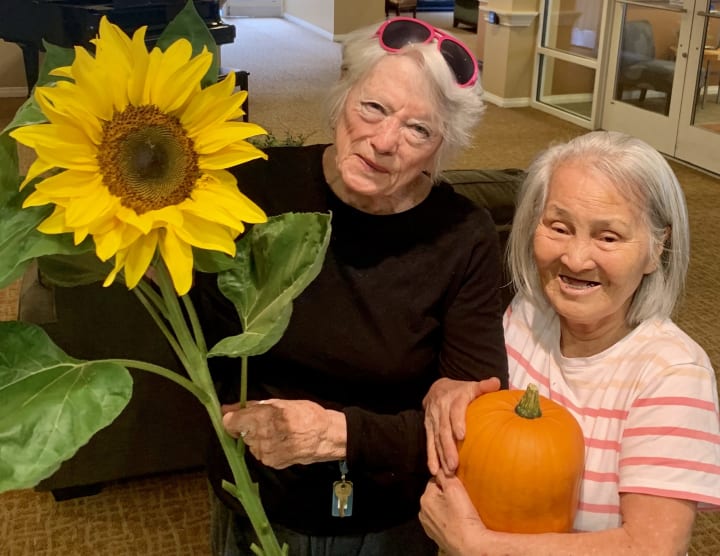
[37,41,76,89]
[0,132,20,205]
[193,247,237,273]
[37,252,114,287]
[0,186,95,289]
[208,212,331,358]
[158,0,220,87]
[0,321,133,492]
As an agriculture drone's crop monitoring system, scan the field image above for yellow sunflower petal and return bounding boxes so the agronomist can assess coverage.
[198,144,268,170]
[159,228,194,295]
[73,227,89,245]
[152,43,211,113]
[94,224,127,261]
[123,231,159,289]
[193,122,268,154]
[180,75,242,131]
[19,157,55,190]
[33,169,101,197]
[64,186,117,228]
[103,249,127,287]
[10,124,99,171]
[66,47,115,121]
[190,173,267,225]
[36,207,71,235]
[171,212,237,255]
[35,87,103,144]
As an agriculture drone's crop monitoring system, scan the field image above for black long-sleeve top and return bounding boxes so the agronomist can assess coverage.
[194,144,508,535]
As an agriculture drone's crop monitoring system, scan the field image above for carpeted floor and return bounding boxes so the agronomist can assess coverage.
[1,13,719,556]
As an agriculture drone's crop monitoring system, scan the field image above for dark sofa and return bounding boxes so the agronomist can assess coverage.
[18,168,524,499]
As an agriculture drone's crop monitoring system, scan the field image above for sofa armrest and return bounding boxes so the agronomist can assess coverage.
[441,168,525,309]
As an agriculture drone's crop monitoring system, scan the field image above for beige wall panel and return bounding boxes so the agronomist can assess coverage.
[1,41,27,92]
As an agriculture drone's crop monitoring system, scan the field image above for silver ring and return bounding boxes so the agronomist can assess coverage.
[240,430,248,438]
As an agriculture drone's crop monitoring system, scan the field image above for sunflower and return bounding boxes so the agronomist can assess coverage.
[10,17,268,295]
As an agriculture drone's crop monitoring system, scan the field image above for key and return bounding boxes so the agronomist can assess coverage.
[332,479,353,517]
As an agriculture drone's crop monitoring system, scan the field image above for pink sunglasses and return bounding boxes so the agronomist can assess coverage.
[375,17,479,88]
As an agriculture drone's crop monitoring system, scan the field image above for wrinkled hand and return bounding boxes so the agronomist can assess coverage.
[221,399,346,469]
[419,472,487,556]
[423,377,501,475]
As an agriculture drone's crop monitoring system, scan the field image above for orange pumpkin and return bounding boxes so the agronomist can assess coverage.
[457,384,585,533]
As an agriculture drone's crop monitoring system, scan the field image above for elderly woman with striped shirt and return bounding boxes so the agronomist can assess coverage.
[419,130,720,555]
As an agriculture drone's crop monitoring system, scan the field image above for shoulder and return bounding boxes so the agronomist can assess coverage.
[231,144,327,180]
[429,182,498,237]
[622,318,715,376]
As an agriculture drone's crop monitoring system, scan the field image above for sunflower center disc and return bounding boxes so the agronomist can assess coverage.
[99,104,200,214]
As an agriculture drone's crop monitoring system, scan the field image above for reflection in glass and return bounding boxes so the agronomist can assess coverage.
[693,11,720,133]
[537,56,596,120]
[542,0,603,58]
[614,5,680,116]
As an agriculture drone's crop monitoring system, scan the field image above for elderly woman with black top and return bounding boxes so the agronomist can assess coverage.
[194,16,508,556]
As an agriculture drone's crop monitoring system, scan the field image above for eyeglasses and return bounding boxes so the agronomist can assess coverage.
[375,17,479,88]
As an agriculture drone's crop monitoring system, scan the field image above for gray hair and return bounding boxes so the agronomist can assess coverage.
[326,22,484,180]
[508,130,689,326]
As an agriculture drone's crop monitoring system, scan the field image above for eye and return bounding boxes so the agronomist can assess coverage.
[409,123,431,139]
[360,101,385,119]
[599,233,620,243]
[549,222,569,235]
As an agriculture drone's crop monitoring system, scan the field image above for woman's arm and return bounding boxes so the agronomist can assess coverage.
[420,473,696,556]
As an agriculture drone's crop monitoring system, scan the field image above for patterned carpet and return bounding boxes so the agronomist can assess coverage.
[1,14,719,556]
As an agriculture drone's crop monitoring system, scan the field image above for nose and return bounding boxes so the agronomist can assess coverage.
[559,236,596,272]
[370,118,401,155]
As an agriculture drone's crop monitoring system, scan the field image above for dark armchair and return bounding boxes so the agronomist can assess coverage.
[453,0,479,32]
[616,19,676,115]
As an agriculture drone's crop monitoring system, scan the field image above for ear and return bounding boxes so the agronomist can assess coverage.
[644,226,670,274]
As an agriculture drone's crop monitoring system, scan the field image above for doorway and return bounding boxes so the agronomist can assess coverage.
[602,0,720,174]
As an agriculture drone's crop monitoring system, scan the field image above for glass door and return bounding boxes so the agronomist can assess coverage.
[602,1,691,155]
[602,0,720,174]
[531,0,609,128]
[675,5,720,173]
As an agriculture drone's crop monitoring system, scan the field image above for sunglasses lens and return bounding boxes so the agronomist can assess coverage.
[381,20,432,49]
[439,40,476,86]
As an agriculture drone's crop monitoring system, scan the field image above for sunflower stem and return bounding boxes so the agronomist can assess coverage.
[147,261,285,555]
[133,285,191,371]
[98,358,209,404]
[240,355,249,408]
[182,293,207,355]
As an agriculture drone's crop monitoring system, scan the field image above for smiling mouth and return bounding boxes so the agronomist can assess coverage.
[357,155,389,173]
[560,275,601,289]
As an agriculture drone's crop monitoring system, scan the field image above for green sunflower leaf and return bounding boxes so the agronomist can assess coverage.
[208,212,332,358]
[0,321,133,493]
[0,132,20,205]
[37,41,76,88]
[159,0,220,87]
[0,186,96,289]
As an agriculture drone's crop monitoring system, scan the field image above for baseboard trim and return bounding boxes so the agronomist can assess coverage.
[0,86,28,98]
[481,92,530,108]
[282,14,336,42]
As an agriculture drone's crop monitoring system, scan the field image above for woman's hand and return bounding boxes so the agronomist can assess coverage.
[423,377,501,475]
[221,399,347,469]
[420,472,488,556]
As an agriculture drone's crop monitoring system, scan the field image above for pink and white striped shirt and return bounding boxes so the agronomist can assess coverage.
[504,296,720,531]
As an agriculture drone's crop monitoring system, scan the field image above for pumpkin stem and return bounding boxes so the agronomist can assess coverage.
[515,384,542,419]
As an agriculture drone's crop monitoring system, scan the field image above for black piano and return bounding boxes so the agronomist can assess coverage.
[0,0,235,91]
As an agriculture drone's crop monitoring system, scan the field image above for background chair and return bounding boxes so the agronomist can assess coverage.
[616,19,676,115]
[453,0,479,32]
[385,0,417,18]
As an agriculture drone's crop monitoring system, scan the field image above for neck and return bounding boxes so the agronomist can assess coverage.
[322,145,432,215]
[559,317,633,358]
